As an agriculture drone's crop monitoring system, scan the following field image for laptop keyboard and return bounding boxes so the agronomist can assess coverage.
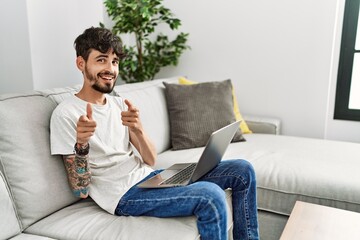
[161,163,197,185]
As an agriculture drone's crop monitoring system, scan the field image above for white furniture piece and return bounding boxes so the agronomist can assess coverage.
[1,77,360,240]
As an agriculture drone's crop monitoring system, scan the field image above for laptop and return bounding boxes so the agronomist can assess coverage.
[138,120,241,188]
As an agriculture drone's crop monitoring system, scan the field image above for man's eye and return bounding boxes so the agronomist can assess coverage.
[98,59,105,63]
[113,60,119,65]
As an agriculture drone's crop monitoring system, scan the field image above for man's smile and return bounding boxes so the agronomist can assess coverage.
[98,72,116,82]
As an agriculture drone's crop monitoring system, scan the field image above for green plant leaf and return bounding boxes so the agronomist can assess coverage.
[102,0,190,83]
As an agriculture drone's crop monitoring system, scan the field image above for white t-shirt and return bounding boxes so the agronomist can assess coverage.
[50,95,153,214]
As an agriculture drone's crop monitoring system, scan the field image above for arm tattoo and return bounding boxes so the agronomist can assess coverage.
[63,153,91,198]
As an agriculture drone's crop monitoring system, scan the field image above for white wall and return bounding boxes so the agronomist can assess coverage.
[26,0,104,90]
[0,0,33,93]
[0,0,359,142]
[0,0,105,94]
[156,0,360,143]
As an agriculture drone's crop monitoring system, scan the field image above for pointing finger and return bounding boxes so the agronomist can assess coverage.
[86,103,93,120]
[124,99,132,109]
[124,99,137,112]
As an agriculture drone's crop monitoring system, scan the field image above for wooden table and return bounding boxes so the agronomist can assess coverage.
[280,201,360,240]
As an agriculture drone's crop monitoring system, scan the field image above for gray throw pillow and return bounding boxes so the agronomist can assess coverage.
[163,79,245,150]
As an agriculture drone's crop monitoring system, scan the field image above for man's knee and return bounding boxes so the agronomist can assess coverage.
[194,182,227,210]
[242,160,256,182]
[227,159,257,189]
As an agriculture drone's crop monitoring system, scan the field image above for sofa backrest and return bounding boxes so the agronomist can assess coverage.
[0,92,78,229]
[113,77,178,154]
[0,77,177,229]
[0,171,21,239]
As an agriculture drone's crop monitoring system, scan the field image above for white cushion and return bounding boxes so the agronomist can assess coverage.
[25,193,232,240]
[9,233,55,240]
[38,85,81,104]
[0,93,78,228]
[113,77,178,154]
[155,134,360,216]
[0,170,21,239]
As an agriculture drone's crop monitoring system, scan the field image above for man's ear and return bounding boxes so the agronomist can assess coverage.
[76,56,85,72]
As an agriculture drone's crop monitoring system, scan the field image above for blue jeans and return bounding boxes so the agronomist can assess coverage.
[115,159,259,240]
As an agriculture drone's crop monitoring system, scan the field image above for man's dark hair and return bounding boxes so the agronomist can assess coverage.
[74,27,125,61]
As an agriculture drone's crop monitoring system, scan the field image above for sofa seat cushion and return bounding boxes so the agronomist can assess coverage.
[155,134,360,216]
[25,192,233,240]
[242,134,360,215]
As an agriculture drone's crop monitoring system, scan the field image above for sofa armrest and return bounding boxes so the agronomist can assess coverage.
[243,115,281,135]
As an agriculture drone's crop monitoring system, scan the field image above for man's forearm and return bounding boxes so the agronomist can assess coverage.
[130,130,157,166]
[63,154,91,198]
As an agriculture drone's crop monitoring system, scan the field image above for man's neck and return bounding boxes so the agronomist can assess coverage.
[76,87,107,105]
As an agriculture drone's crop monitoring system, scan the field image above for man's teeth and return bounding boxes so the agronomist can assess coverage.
[100,75,113,80]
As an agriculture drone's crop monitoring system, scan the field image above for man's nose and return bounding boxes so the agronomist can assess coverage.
[105,61,114,70]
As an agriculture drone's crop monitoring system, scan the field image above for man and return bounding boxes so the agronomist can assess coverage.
[50,27,259,240]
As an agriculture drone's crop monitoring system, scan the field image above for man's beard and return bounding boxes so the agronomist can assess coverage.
[84,66,117,94]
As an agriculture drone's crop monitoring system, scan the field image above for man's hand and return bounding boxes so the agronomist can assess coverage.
[121,99,143,134]
[121,99,157,166]
[77,103,97,145]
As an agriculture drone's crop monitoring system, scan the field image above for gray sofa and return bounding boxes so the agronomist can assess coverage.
[1,76,360,240]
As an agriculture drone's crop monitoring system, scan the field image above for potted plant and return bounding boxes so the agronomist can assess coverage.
[102,0,190,83]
